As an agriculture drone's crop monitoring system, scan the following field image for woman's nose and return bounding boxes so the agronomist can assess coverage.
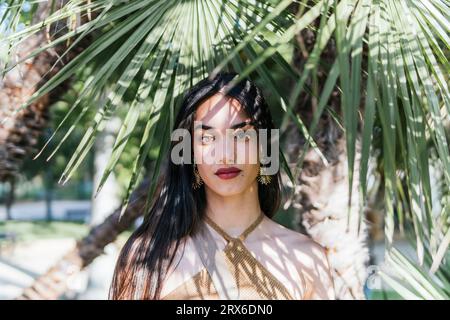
[217,133,236,164]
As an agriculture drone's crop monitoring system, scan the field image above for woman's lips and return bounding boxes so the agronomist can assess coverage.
[214,167,242,180]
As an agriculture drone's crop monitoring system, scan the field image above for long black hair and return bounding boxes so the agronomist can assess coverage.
[109,72,281,299]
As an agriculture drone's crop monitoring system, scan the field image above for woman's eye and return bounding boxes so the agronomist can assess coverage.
[201,135,214,144]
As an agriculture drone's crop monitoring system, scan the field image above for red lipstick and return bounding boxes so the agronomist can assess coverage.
[214,167,242,180]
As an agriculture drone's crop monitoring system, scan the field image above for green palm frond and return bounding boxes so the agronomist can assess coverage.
[379,246,449,300]
[1,0,307,217]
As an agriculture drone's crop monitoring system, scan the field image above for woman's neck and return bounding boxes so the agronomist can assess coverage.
[204,181,262,236]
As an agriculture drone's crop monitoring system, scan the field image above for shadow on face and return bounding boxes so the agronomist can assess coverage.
[193,93,260,197]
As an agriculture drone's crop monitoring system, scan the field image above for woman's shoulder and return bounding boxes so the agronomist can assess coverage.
[259,216,330,269]
[260,217,335,299]
[261,216,326,249]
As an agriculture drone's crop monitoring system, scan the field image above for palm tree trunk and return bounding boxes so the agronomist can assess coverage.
[287,136,369,299]
[0,0,94,184]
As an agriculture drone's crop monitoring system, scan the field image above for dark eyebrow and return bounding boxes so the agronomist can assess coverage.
[193,120,254,131]
[230,121,253,129]
[194,123,213,130]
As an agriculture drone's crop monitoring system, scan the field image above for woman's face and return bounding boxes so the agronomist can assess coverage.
[193,93,260,197]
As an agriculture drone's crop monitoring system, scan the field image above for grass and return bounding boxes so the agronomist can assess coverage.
[0,220,89,242]
[0,220,132,244]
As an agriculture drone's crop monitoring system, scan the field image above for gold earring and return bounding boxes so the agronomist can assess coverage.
[193,164,203,189]
[258,167,272,185]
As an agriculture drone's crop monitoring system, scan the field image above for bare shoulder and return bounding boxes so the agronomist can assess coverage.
[262,217,326,251]
[261,217,335,299]
[260,217,330,268]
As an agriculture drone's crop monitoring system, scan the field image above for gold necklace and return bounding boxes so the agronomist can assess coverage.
[203,211,264,243]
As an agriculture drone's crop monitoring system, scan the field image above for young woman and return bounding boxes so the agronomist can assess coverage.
[109,72,336,300]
